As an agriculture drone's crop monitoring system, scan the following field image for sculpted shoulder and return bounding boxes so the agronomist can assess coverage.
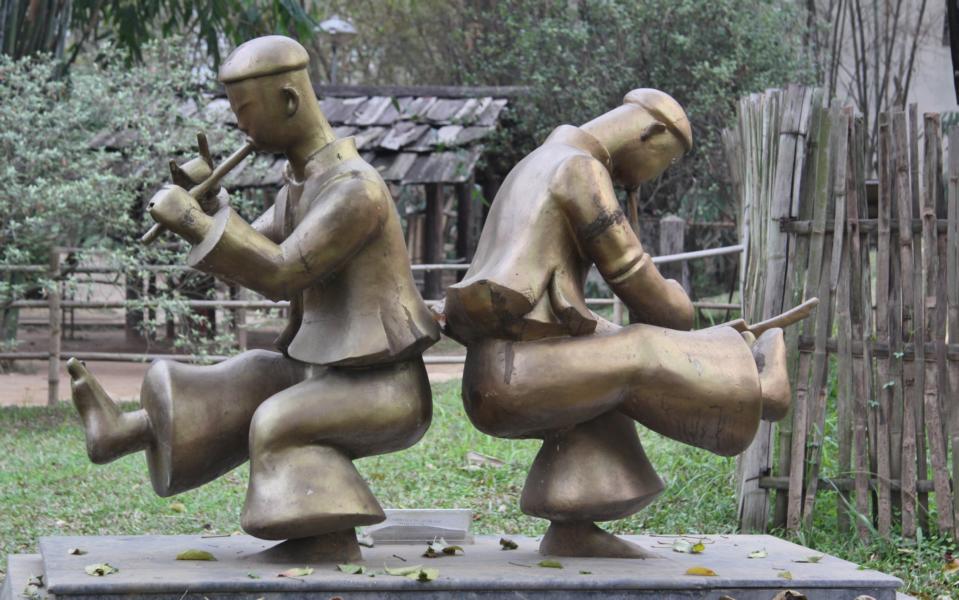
[302,163,391,231]
[547,153,613,208]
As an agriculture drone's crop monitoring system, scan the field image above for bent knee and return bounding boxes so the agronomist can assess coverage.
[462,364,536,439]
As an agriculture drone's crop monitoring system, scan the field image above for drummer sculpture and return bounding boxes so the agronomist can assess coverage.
[67,35,439,561]
[443,89,801,558]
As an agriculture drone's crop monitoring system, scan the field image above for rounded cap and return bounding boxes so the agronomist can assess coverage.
[623,88,693,152]
[218,35,309,84]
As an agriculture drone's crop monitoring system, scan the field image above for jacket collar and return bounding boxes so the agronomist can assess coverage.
[284,137,359,185]
[544,125,611,171]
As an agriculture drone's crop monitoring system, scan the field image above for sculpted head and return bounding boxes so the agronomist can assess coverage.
[219,36,332,154]
[582,88,692,188]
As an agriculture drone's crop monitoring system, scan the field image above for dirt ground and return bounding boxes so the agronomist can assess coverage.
[1,309,464,407]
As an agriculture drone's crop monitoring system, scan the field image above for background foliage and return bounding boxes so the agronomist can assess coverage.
[0,42,249,356]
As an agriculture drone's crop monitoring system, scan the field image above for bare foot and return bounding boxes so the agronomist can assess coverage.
[68,358,151,464]
[246,529,362,564]
[752,328,790,421]
[539,521,658,559]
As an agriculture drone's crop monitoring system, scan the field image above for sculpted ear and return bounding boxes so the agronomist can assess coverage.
[281,85,300,117]
[639,121,668,143]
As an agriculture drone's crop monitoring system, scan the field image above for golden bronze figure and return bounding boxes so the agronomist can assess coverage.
[68,35,439,562]
[443,89,806,558]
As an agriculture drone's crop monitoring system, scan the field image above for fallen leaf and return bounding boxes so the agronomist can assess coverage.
[442,545,463,556]
[793,555,822,564]
[246,573,260,579]
[778,570,794,580]
[385,564,423,576]
[422,545,439,558]
[408,568,439,582]
[672,539,692,553]
[67,548,86,556]
[579,570,592,575]
[84,563,118,576]
[499,538,518,550]
[278,567,313,578]
[26,575,43,588]
[748,549,768,559]
[685,566,717,576]
[691,542,706,554]
[465,451,505,468]
[22,584,40,600]
[538,560,563,569]
[176,549,216,561]
[337,564,364,575]
[169,502,186,513]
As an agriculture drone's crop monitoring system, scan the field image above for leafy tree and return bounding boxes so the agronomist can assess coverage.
[0,41,249,356]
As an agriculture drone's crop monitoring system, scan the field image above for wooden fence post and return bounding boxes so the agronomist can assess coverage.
[658,215,689,293]
[47,249,61,406]
[424,183,444,299]
[921,112,954,536]
[946,127,959,539]
[455,178,479,267]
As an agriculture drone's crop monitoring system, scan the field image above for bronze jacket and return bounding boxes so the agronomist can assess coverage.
[187,137,439,367]
[444,125,693,344]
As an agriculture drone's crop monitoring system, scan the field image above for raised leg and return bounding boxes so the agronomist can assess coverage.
[68,358,152,464]
[463,323,763,454]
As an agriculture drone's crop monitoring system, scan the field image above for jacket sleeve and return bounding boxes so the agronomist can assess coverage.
[250,201,279,242]
[185,177,387,301]
[551,155,694,331]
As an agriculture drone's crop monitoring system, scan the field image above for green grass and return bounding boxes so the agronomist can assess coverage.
[0,380,954,598]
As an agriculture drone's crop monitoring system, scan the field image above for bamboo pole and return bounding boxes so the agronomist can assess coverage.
[835,110,855,534]
[875,112,894,537]
[892,110,918,538]
[909,104,929,533]
[946,128,959,539]
[847,114,873,541]
[787,95,830,531]
[772,86,815,529]
[802,106,846,528]
[920,112,954,535]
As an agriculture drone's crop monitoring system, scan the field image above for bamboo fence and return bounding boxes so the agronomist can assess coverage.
[728,85,959,540]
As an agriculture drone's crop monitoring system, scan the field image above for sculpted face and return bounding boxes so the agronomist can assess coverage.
[225,75,299,153]
[611,117,686,188]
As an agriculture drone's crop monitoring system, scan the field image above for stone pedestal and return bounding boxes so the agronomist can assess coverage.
[3,534,907,600]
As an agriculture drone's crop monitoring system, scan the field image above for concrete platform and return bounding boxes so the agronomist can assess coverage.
[3,534,904,600]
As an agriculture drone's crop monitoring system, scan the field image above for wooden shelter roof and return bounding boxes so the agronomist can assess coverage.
[208,85,514,188]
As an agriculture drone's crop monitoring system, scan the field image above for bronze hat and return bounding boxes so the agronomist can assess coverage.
[623,88,693,152]
[219,35,309,84]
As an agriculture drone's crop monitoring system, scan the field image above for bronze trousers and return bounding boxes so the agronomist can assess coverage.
[461,323,762,522]
[137,349,431,539]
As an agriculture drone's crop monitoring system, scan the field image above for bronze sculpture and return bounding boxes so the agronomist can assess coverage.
[443,89,805,558]
[67,35,439,562]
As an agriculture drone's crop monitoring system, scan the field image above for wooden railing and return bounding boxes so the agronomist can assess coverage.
[0,240,743,406]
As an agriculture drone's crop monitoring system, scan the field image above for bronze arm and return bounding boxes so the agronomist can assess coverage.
[553,155,694,330]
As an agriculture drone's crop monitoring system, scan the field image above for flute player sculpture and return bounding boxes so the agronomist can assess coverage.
[442,89,815,558]
[66,35,439,561]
